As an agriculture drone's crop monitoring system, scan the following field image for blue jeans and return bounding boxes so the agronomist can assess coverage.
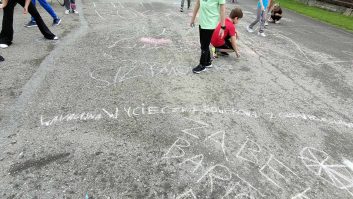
[31,0,58,22]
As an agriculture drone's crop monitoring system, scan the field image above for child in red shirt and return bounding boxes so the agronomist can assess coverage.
[211,7,243,58]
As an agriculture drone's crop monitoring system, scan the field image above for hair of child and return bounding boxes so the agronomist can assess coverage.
[229,7,243,19]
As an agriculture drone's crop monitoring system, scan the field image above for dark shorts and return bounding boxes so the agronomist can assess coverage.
[214,38,234,50]
[271,15,282,21]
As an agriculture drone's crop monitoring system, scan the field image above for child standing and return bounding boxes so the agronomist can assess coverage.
[211,8,242,58]
[247,0,269,37]
[64,0,78,14]
[180,0,190,12]
[264,0,274,26]
[190,0,226,74]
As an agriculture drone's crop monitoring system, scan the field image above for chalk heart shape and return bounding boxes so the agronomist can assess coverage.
[300,147,353,189]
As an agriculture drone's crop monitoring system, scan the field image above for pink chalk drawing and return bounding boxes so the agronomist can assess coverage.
[140,37,172,45]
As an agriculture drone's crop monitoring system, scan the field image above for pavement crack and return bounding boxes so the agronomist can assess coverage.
[8,152,70,175]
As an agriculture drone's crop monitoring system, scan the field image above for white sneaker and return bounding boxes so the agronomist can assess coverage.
[73,10,79,14]
[258,32,266,37]
[0,44,9,48]
[275,20,280,24]
[264,21,268,26]
[65,10,70,14]
[53,36,59,40]
[247,26,254,33]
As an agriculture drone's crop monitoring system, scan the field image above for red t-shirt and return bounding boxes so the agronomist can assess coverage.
[211,18,236,47]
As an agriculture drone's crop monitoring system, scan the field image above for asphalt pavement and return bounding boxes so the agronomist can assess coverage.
[1,0,353,198]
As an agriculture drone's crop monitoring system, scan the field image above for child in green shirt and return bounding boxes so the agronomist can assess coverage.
[190,0,226,74]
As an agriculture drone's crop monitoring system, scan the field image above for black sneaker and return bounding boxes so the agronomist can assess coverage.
[25,20,37,28]
[205,62,213,68]
[220,52,230,56]
[192,64,206,74]
[180,7,183,12]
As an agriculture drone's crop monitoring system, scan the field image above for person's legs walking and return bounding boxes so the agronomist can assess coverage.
[29,0,61,26]
[249,7,261,29]
[37,0,60,20]
[29,0,36,23]
[257,10,266,36]
[259,11,266,33]
[181,0,185,8]
[180,0,185,11]
[0,0,17,47]
[64,0,70,13]
[17,0,57,39]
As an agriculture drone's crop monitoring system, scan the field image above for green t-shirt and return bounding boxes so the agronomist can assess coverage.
[199,0,225,30]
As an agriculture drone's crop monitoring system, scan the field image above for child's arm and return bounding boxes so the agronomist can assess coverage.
[218,3,226,38]
[23,0,30,14]
[230,35,240,58]
[0,0,9,9]
[190,0,200,27]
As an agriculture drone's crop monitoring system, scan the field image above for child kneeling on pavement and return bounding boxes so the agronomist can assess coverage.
[211,7,242,58]
[270,3,282,24]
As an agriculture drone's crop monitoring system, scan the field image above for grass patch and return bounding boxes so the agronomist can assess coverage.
[276,0,353,32]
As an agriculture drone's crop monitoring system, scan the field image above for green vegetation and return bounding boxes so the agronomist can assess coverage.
[276,0,353,32]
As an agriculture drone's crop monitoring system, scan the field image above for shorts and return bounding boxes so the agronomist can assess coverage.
[214,38,234,50]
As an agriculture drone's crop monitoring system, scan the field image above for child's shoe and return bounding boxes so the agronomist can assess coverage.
[0,44,9,49]
[192,64,206,74]
[247,26,254,33]
[65,9,70,14]
[205,61,213,68]
[258,32,266,37]
[53,18,61,26]
[25,20,37,28]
